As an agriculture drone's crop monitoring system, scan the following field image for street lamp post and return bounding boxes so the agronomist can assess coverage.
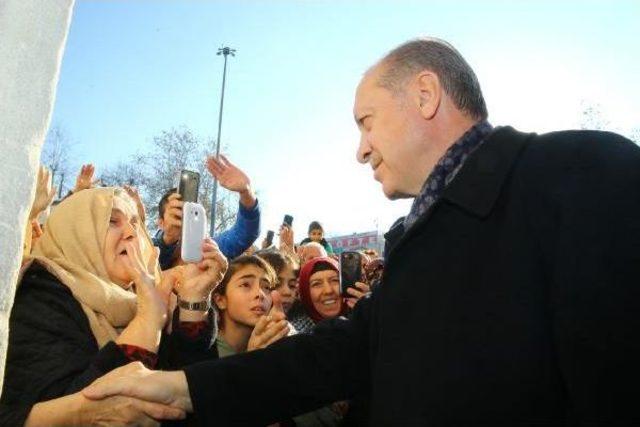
[210,46,236,236]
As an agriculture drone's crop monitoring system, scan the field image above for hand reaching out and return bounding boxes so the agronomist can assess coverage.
[73,164,99,193]
[205,154,251,194]
[123,185,147,224]
[206,155,256,208]
[247,291,290,351]
[82,362,193,414]
[30,165,56,220]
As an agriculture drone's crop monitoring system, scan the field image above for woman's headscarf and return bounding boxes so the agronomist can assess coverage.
[21,187,157,347]
[297,256,345,323]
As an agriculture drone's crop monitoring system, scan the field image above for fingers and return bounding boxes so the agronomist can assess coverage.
[346,286,365,299]
[83,361,145,399]
[355,281,371,293]
[46,185,57,205]
[131,398,186,421]
[218,154,232,168]
[253,315,270,337]
[206,156,224,177]
[167,192,182,202]
[198,240,227,272]
[146,247,160,277]
[258,319,289,347]
[269,290,285,317]
[31,220,44,238]
[167,198,184,212]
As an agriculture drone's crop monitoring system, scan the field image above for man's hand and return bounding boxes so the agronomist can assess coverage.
[247,291,290,351]
[82,362,193,413]
[73,163,99,193]
[206,154,256,208]
[25,391,186,427]
[162,193,183,245]
[74,394,185,427]
[345,281,371,309]
[30,165,56,220]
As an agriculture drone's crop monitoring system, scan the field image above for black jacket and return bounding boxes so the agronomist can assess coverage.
[182,127,640,426]
[0,263,215,426]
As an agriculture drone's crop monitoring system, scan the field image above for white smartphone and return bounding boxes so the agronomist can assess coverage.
[181,202,207,263]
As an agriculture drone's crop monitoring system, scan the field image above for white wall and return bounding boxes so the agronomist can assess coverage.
[0,0,74,389]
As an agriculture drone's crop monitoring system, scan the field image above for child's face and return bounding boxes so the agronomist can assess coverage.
[309,229,323,242]
[215,264,273,329]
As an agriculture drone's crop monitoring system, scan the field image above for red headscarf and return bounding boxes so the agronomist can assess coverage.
[298,257,346,323]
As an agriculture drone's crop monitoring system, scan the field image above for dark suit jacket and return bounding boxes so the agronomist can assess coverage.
[184,127,640,426]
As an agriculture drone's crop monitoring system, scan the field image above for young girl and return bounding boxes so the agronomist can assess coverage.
[212,255,290,357]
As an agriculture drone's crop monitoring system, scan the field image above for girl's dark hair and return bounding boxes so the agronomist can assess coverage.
[257,250,299,278]
[308,221,323,233]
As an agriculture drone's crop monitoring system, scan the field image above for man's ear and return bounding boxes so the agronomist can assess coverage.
[414,71,441,120]
[157,217,164,230]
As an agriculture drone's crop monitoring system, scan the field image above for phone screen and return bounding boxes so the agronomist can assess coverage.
[283,214,294,227]
[179,170,200,203]
[340,251,362,295]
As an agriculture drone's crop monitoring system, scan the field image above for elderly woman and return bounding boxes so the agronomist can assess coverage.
[0,187,226,426]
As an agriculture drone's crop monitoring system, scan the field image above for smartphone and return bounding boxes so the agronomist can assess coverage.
[283,214,294,227]
[178,170,200,203]
[181,202,207,263]
[265,230,275,247]
[340,251,362,296]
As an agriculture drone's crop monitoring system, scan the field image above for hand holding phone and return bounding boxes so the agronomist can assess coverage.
[181,202,207,263]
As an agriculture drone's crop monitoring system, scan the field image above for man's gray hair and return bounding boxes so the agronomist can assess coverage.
[378,37,488,120]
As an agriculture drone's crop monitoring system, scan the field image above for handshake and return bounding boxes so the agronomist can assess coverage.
[27,364,192,426]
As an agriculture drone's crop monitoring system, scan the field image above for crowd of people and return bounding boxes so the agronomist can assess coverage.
[2,36,640,426]
[3,151,383,426]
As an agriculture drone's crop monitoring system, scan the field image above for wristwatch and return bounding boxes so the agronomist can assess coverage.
[177,297,211,312]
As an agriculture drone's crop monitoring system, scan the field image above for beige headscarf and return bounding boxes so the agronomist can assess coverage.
[22,187,157,347]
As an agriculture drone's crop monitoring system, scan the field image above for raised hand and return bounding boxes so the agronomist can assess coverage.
[73,163,99,193]
[278,225,295,256]
[30,165,56,220]
[82,362,193,413]
[117,245,166,353]
[205,154,251,194]
[123,185,147,224]
[247,291,290,351]
[345,281,371,309]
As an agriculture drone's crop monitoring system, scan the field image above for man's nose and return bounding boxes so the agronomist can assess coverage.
[356,133,371,164]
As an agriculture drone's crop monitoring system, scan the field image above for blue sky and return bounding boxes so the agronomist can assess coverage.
[50,0,640,241]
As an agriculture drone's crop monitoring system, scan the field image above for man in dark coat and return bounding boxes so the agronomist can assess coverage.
[82,38,640,426]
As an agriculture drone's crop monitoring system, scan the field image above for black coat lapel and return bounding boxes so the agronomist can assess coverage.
[386,126,533,261]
